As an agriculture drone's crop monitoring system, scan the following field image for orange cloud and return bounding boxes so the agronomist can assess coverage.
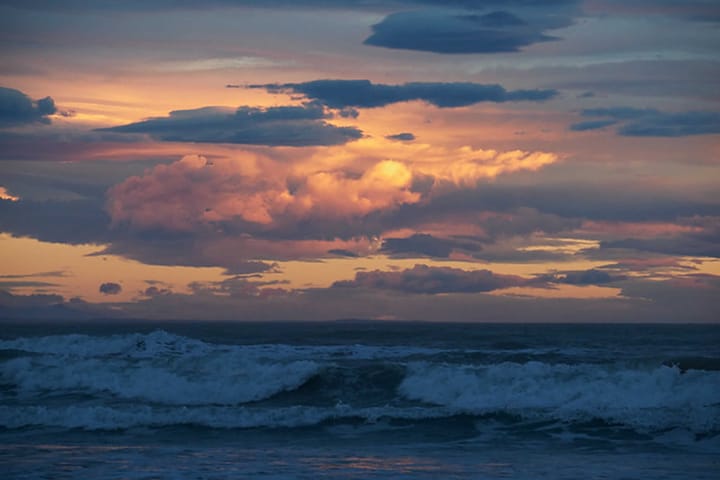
[0,187,20,202]
[107,139,558,233]
[298,138,557,187]
[580,220,701,238]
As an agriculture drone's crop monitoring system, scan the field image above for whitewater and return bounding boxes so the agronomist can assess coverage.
[1,321,718,479]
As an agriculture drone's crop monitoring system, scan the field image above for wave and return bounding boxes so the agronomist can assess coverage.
[0,331,321,405]
[399,361,720,433]
[1,331,718,436]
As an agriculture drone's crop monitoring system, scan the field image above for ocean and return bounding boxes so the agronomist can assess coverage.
[1,321,718,479]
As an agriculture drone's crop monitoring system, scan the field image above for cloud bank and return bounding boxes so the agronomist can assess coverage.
[571,107,720,137]
[107,141,557,236]
[101,104,363,146]
[255,80,557,109]
[333,264,526,294]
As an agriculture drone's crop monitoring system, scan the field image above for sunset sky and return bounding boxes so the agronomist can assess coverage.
[0,0,719,321]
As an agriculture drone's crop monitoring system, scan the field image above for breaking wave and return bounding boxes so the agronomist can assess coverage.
[1,331,718,437]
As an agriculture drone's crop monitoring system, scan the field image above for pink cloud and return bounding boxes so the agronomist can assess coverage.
[107,139,558,234]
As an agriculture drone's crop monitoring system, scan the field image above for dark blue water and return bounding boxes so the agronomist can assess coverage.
[1,321,719,479]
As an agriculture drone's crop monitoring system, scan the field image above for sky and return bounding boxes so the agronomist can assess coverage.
[0,0,719,322]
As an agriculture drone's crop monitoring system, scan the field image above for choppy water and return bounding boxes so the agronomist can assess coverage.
[1,321,719,479]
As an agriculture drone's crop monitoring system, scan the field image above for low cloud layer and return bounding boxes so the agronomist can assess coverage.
[255,80,557,109]
[571,107,720,137]
[381,233,481,258]
[0,87,56,128]
[100,104,363,146]
[333,264,526,294]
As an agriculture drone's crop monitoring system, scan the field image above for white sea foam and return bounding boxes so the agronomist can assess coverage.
[399,361,720,432]
[2,331,719,434]
[0,331,321,405]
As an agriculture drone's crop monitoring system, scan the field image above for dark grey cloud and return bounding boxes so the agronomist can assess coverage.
[536,268,625,285]
[618,275,720,321]
[99,282,122,295]
[571,107,720,137]
[190,276,290,299]
[100,104,363,146]
[560,269,620,285]
[0,290,102,321]
[537,60,720,102]
[333,264,525,294]
[381,233,481,258]
[328,249,360,257]
[0,270,67,279]
[386,132,416,141]
[398,180,719,225]
[144,286,172,297]
[601,237,720,259]
[0,289,62,308]
[599,216,720,258]
[0,280,59,289]
[363,9,568,54]
[478,207,582,239]
[255,80,557,109]
[569,119,617,131]
[0,87,56,128]
[224,261,279,276]
[0,198,111,245]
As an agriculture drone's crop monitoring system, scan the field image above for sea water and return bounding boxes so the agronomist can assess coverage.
[1,321,718,479]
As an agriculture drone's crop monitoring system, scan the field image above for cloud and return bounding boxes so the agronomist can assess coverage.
[0,186,20,202]
[569,119,618,132]
[190,276,290,299]
[0,87,56,128]
[0,198,111,245]
[255,79,557,108]
[107,141,557,235]
[100,104,363,146]
[477,207,582,240]
[106,154,419,232]
[409,177,718,226]
[381,233,481,258]
[599,216,720,258]
[363,9,569,54]
[333,264,526,294]
[87,144,566,270]
[601,237,720,258]
[143,285,172,297]
[0,289,63,307]
[571,107,720,137]
[539,269,625,285]
[386,132,415,141]
[0,270,67,279]
[99,282,122,295]
[328,249,360,257]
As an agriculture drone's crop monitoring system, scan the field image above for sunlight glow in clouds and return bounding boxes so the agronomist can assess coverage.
[0,187,20,202]
[0,0,718,322]
[107,140,558,232]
